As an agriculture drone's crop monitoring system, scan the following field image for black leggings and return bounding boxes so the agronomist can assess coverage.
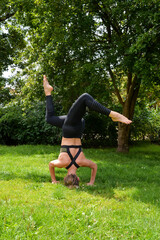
[46,93,111,138]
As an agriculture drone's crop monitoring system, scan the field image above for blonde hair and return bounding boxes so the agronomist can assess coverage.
[64,174,79,187]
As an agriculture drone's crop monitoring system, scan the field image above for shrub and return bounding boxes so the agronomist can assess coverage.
[0,101,117,147]
[131,105,160,144]
[83,112,117,147]
[0,101,62,145]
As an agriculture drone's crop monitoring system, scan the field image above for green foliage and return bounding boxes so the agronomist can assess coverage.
[83,112,117,147]
[0,19,26,74]
[1,95,159,146]
[131,105,160,143]
[6,0,159,112]
[0,99,117,146]
[131,83,160,143]
[0,101,62,145]
[0,0,160,149]
[0,79,14,106]
[0,0,26,105]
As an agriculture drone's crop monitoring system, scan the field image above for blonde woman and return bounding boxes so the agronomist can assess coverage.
[43,76,132,187]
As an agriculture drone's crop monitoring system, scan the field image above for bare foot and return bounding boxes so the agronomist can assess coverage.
[43,75,53,96]
[109,111,132,124]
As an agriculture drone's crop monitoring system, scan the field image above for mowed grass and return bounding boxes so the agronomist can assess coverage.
[0,143,160,240]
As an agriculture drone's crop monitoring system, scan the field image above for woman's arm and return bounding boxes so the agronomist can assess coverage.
[80,159,97,185]
[49,159,64,184]
[87,163,97,186]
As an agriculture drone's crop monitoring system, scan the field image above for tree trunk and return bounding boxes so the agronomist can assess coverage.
[109,67,140,153]
[117,123,130,153]
[117,76,140,153]
[117,101,131,153]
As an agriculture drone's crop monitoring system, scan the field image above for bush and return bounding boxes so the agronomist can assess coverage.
[0,101,62,145]
[83,112,117,147]
[0,101,118,147]
[1,99,159,147]
[131,105,160,144]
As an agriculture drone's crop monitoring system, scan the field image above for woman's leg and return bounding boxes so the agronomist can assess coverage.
[44,76,66,128]
[45,95,66,127]
[64,93,111,126]
[65,93,132,126]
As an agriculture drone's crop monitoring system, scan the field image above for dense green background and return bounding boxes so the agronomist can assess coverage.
[0,0,160,147]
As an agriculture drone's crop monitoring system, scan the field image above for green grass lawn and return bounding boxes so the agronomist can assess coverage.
[0,143,160,240]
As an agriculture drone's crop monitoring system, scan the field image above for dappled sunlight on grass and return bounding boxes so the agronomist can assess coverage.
[1,144,160,239]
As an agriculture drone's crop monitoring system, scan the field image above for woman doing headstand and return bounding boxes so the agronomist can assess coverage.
[43,75,132,187]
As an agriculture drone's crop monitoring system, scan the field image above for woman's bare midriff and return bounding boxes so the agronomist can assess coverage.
[61,137,82,146]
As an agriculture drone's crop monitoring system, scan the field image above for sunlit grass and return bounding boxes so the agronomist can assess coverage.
[0,143,160,239]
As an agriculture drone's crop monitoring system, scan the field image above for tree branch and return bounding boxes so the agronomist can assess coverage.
[128,75,137,102]
[91,1,122,39]
[127,74,141,107]
[101,3,122,37]
[127,72,132,94]
[123,74,140,118]
[0,12,15,22]
[107,23,112,43]
[108,66,124,105]
[129,83,140,119]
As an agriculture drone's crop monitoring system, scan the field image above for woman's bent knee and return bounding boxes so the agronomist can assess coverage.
[81,93,90,98]
[79,93,93,102]
[45,115,53,125]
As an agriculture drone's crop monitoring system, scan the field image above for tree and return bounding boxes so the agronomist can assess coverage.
[87,0,160,152]
[3,0,160,151]
[131,82,160,142]
[0,0,25,106]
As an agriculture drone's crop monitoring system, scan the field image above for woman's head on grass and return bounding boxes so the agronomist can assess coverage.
[64,174,79,188]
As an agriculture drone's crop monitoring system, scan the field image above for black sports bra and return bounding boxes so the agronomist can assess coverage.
[60,145,82,169]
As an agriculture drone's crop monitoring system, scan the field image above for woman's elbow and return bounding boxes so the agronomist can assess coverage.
[93,163,97,170]
[49,162,54,168]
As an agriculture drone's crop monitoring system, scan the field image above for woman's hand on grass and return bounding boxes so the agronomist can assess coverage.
[87,182,94,186]
[52,180,59,184]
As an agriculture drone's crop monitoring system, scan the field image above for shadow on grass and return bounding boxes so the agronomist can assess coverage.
[76,149,160,207]
[1,143,160,208]
[1,161,160,208]
[0,171,51,183]
[0,145,59,156]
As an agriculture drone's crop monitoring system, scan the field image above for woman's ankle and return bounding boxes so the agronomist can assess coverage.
[45,92,52,96]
